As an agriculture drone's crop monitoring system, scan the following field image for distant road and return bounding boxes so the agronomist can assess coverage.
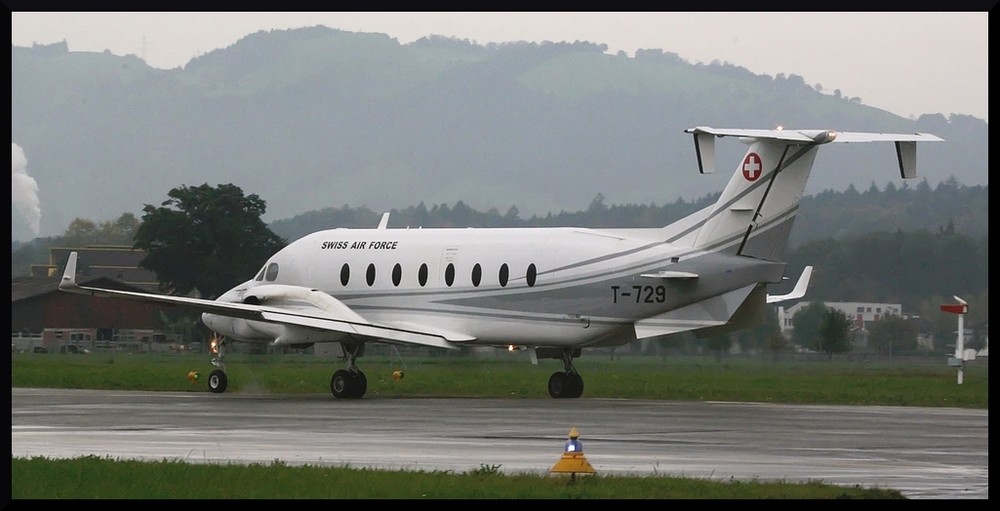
[11,388,988,499]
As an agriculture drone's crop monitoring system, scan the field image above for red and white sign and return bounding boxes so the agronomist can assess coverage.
[940,303,968,315]
[742,153,762,181]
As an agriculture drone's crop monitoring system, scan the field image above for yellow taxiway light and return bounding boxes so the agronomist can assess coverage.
[186,371,200,384]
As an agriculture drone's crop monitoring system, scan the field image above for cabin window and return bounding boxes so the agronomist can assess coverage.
[340,263,350,286]
[392,263,402,287]
[418,263,429,287]
[526,263,537,287]
[498,263,509,287]
[366,263,376,287]
[471,263,482,287]
[265,263,279,282]
[445,263,455,287]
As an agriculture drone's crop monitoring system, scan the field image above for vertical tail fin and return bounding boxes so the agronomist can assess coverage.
[681,127,942,262]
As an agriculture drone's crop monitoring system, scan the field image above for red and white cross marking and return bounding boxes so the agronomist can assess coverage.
[742,153,762,181]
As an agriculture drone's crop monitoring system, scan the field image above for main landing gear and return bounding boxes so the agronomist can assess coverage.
[330,342,368,399]
[207,335,229,394]
[202,336,369,399]
[548,348,584,399]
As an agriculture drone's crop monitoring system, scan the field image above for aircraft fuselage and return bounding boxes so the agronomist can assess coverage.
[205,226,785,348]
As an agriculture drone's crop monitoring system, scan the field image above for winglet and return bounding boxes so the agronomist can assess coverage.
[766,266,812,304]
[377,212,390,230]
[690,130,716,174]
[59,251,80,291]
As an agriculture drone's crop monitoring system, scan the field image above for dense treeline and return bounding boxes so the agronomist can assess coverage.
[791,178,986,247]
[786,230,987,309]
[11,182,988,350]
[267,181,987,245]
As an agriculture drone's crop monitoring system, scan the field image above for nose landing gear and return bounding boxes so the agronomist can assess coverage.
[208,335,228,394]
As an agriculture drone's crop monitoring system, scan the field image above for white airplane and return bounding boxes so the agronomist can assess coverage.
[59,126,942,399]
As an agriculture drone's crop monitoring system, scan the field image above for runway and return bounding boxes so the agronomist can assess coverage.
[11,388,988,499]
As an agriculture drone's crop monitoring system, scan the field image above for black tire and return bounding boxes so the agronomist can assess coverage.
[208,369,228,394]
[350,371,368,399]
[331,369,368,399]
[548,372,568,398]
[330,369,351,398]
[548,371,584,399]
[568,372,584,398]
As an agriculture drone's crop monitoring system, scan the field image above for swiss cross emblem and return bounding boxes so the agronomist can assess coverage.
[742,153,762,181]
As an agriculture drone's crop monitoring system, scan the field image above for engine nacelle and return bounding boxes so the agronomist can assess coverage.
[201,313,348,345]
[240,284,366,323]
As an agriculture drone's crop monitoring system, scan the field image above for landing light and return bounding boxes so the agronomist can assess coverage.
[508,344,517,352]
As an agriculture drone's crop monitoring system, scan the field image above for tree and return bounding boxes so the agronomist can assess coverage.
[966,322,987,351]
[734,306,788,360]
[61,213,141,247]
[104,212,141,242]
[791,301,828,351]
[867,314,918,358]
[63,218,98,245]
[704,333,732,362]
[133,183,286,298]
[818,309,853,360]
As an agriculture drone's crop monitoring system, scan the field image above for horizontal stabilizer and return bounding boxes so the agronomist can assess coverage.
[685,127,942,179]
[633,284,756,338]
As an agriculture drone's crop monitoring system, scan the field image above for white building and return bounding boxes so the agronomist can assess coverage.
[779,301,903,349]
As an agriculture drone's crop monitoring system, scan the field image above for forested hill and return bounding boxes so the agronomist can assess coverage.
[11,27,988,243]
[267,180,988,248]
[10,182,987,319]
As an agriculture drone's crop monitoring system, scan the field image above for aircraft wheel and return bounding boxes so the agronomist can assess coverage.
[548,372,569,398]
[350,371,368,399]
[208,369,228,394]
[331,369,351,398]
[568,372,584,398]
[548,371,583,399]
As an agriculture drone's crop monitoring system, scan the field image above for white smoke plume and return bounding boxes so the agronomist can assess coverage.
[12,142,41,236]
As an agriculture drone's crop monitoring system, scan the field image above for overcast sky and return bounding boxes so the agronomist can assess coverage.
[11,12,988,121]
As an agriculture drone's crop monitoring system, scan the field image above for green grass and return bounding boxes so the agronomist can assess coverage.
[10,351,989,408]
[11,456,905,499]
[11,352,986,498]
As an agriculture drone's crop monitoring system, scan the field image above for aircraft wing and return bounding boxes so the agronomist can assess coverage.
[766,266,813,304]
[639,270,699,279]
[58,252,462,350]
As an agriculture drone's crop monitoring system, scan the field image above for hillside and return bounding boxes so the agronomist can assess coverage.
[11,27,988,243]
